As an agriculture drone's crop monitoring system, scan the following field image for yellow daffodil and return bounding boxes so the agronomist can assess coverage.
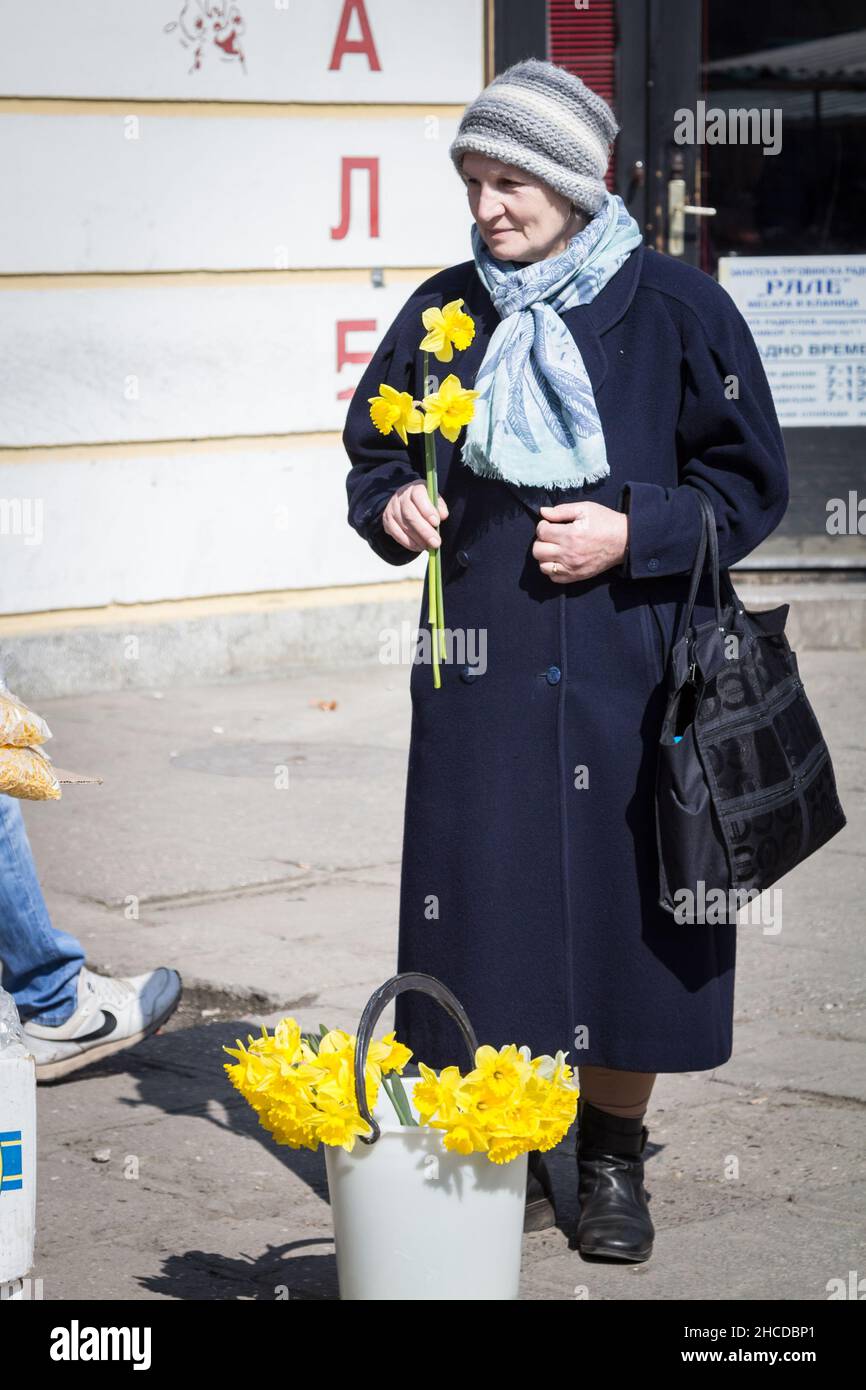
[368,384,424,445]
[524,1047,580,1089]
[317,1027,354,1052]
[421,375,480,443]
[464,1043,533,1099]
[313,1092,375,1151]
[486,1135,533,1165]
[412,1062,465,1123]
[438,1114,490,1156]
[272,1017,303,1058]
[419,298,476,362]
[368,1031,413,1077]
[223,1016,578,1162]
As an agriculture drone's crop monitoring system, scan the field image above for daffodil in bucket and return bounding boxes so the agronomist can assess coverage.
[222,1026,576,1163]
[368,300,479,688]
[222,974,579,1300]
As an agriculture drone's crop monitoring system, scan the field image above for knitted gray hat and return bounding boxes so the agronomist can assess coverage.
[449,57,619,216]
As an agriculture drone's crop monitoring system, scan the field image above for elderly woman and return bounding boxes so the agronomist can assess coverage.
[343,58,789,1263]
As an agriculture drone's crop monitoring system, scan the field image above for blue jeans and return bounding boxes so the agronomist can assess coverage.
[0,793,84,1024]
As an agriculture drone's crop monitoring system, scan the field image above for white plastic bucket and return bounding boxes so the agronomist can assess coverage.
[325,1075,527,1301]
[0,1055,37,1289]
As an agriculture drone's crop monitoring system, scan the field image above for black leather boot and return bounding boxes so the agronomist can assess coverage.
[524,1149,556,1231]
[575,1096,654,1261]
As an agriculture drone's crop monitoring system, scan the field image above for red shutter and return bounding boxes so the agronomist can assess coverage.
[548,0,618,189]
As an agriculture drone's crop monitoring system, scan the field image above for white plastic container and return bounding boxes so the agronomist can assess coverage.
[324,1075,527,1301]
[0,1054,37,1289]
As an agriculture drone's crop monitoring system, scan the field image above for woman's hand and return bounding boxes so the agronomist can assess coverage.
[382,481,449,553]
[533,501,628,582]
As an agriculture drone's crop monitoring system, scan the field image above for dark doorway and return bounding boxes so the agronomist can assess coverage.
[490,0,866,570]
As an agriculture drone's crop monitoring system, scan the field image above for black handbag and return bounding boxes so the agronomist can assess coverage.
[655,488,846,923]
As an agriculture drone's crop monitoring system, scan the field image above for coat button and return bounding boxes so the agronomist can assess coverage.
[460,664,480,683]
[647,557,660,571]
[546,665,561,685]
[456,549,471,567]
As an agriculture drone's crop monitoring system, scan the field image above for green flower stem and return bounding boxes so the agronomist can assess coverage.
[422,350,444,686]
[382,1072,419,1127]
[426,539,441,691]
[435,541,446,661]
[381,1074,403,1124]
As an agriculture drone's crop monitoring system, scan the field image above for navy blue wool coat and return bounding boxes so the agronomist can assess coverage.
[343,241,789,1074]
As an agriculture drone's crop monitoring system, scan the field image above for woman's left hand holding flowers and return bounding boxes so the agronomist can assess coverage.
[533,501,629,582]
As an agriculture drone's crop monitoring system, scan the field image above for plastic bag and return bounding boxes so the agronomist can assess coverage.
[0,744,61,800]
[0,986,27,1057]
[0,686,52,748]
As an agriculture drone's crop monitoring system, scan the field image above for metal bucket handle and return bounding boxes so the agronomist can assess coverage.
[353,972,480,1145]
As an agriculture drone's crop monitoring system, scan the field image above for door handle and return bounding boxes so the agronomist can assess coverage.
[668,179,717,256]
[667,153,716,256]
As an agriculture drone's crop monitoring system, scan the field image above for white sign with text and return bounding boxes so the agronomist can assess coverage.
[718,255,866,427]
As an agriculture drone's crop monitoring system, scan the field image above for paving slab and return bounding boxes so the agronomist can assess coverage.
[9,651,865,1300]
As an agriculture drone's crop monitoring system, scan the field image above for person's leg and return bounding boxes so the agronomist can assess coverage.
[0,795,182,1082]
[575,1065,657,1260]
[0,793,84,1024]
[578,1065,656,1118]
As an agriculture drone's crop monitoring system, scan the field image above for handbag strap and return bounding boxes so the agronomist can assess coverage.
[673,489,724,651]
[353,972,480,1144]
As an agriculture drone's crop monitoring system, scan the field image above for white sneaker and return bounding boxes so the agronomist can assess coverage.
[22,965,182,1082]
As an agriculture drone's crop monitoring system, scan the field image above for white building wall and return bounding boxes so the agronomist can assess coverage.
[0,0,486,616]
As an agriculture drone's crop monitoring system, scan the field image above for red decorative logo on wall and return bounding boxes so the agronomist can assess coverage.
[164,2,247,75]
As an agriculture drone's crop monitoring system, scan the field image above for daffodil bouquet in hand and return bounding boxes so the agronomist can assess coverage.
[368,299,479,689]
[223,1018,579,1163]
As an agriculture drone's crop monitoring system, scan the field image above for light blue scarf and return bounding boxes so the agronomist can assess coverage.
[461,190,643,489]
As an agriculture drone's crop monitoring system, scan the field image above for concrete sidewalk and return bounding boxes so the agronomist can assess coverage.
[17,653,866,1300]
